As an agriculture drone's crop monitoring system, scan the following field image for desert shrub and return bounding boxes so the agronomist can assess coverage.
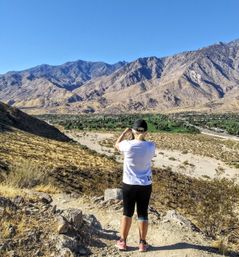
[3,160,50,188]
[152,168,239,240]
[194,178,239,239]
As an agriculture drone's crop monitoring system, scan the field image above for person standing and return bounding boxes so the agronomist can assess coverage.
[114,119,156,252]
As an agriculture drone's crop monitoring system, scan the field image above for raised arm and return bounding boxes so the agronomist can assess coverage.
[114,128,132,151]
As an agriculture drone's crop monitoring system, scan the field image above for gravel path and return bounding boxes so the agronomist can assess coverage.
[52,193,235,257]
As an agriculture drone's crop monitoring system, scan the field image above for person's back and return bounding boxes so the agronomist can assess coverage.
[114,119,156,252]
[119,139,155,185]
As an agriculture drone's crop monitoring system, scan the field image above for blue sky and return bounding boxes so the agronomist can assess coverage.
[0,0,239,74]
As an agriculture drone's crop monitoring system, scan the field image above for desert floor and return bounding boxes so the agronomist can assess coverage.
[65,130,239,182]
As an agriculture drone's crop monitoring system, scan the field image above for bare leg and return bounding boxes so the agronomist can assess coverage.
[138,220,148,241]
[120,215,132,240]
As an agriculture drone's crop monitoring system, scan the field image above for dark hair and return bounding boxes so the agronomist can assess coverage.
[132,119,148,132]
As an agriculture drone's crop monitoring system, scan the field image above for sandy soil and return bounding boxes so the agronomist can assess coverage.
[52,193,232,257]
[195,126,239,142]
[65,131,239,182]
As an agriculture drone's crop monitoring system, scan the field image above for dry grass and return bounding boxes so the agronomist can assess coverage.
[148,132,239,167]
[212,239,230,255]
[34,183,61,194]
[107,131,239,167]
[4,160,50,188]
[0,129,118,171]
[0,184,24,198]
[0,129,119,183]
[0,198,58,256]
[0,128,121,198]
[152,168,239,241]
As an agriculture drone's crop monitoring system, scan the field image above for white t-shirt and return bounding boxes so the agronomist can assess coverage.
[119,139,156,185]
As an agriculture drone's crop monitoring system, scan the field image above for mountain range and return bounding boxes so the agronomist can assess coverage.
[0,39,239,114]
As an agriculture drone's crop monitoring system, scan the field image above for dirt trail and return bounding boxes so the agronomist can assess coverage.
[52,194,231,257]
[194,126,239,142]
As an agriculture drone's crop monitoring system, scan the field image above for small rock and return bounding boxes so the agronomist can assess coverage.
[36,192,53,204]
[24,209,32,215]
[0,197,17,211]
[13,196,24,206]
[104,188,122,201]
[57,216,71,234]
[8,225,16,238]
[58,248,75,257]
[0,242,6,251]
[70,192,80,198]
[161,210,199,231]
[62,208,83,229]
[52,205,57,214]
[92,195,104,204]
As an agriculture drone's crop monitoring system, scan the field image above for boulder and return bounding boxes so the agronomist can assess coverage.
[104,188,123,201]
[55,235,78,252]
[83,214,102,230]
[62,208,83,230]
[161,210,199,231]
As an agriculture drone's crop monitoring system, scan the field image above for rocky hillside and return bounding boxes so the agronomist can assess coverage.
[0,40,238,113]
[0,61,126,113]
[0,101,70,141]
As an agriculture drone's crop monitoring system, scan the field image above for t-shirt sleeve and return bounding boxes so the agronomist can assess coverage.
[118,140,129,152]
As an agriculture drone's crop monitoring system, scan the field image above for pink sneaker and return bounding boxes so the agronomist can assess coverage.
[115,239,127,251]
[139,241,149,252]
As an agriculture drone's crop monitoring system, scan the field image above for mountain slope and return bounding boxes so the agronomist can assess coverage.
[0,101,70,141]
[0,40,238,113]
[74,41,239,113]
[0,60,126,112]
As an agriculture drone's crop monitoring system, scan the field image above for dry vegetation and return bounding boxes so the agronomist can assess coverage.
[0,128,118,173]
[0,128,122,199]
[149,132,239,167]
[151,168,239,252]
[0,194,59,256]
[97,131,239,252]
[100,132,239,168]
[0,128,121,256]
[1,128,239,254]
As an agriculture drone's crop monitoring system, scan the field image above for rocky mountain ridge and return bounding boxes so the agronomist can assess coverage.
[0,40,238,113]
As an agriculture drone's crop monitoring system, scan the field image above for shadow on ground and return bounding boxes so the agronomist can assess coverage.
[149,242,238,257]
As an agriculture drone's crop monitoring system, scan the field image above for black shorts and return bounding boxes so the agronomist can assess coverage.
[122,182,152,220]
